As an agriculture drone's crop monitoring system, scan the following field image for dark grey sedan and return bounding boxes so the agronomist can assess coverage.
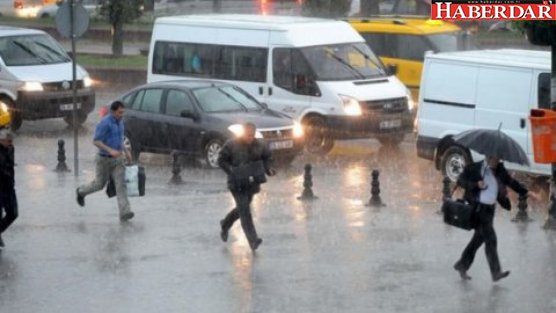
[115,80,304,168]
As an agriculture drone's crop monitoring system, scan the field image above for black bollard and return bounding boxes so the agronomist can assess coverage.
[367,169,385,207]
[442,176,452,201]
[169,151,183,184]
[298,163,317,201]
[512,194,533,222]
[55,139,70,173]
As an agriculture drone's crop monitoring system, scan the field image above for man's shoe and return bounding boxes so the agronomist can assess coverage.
[0,234,4,248]
[76,188,85,207]
[454,262,471,280]
[120,211,135,222]
[250,238,263,251]
[493,271,510,282]
[220,220,228,242]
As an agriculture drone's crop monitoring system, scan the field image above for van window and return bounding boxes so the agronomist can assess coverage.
[538,73,551,109]
[300,43,386,81]
[165,90,194,116]
[0,34,71,66]
[152,41,267,82]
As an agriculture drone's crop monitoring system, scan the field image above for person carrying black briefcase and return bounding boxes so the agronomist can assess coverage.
[217,123,276,251]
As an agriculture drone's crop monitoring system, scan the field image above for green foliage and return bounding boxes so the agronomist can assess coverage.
[99,0,143,25]
[302,0,351,18]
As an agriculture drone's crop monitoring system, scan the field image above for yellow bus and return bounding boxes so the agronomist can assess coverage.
[349,17,469,101]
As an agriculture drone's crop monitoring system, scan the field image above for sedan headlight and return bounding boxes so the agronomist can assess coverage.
[228,124,263,138]
[292,122,303,138]
[20,82,43,92]
[83,76,93,88]
[340,95,362,116]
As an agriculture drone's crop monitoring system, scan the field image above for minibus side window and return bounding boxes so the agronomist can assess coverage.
[397,35,431,62]
[273,48,317,96]
[538,73,551,109]
[361,33,395,58]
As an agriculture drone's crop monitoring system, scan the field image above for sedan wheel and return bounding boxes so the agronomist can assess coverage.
[204,139,223,169]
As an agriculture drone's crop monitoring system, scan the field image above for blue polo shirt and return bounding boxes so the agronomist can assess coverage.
[94,114,124,157]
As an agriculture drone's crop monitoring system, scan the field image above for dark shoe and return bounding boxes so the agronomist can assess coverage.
[220,220,228,242]
[493,271,510,282]
[250,238,263,251]
[120,211,135,222]
[454,262,471,280]
[76,188,85,207]
[0,234,4,248]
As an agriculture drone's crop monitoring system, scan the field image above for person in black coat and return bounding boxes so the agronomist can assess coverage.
[453,156,538,282]
[218,123,276,251]
[0,128,17,249]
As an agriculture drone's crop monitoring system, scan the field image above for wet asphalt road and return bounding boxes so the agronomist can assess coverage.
[1,89,556,313]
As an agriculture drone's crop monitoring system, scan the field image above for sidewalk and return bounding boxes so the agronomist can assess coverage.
[1,138,555,313]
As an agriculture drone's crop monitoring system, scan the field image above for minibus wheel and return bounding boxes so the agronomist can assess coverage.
[377,134,404,146]
[304,115,334,155]
[64,113,88,128]
[441,145,471,182]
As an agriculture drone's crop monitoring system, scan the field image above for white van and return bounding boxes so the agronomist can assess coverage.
[416,49,551,181]
[0,26,95,130]
[148,14,414,154]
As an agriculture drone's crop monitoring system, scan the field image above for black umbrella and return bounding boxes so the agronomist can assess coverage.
[453,128,529,166]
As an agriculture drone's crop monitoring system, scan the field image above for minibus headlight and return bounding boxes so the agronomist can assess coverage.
[228,124,263,139]
[340,95,362,116]
[292,122,304,138]
[407,95,416,112]
[21,82,43,92]
[0,101,8,113]
[84,76,93,88]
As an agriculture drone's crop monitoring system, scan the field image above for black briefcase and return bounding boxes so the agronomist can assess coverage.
[441,199,477,231]
[231,160,267,187]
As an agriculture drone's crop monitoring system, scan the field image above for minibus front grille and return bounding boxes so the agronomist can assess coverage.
[363,97,407,114]
[42,80,85,92]
[261,129,294,140]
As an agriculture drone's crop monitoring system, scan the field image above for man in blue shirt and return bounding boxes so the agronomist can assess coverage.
[76,101,134,221]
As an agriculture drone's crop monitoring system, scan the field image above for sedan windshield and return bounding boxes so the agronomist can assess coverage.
[300,43,386,81]
[193,86,262,113]
[0,34,71,66]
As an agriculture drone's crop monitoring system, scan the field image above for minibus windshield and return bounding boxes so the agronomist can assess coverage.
[0,34,71,66]
[300,43,386,81]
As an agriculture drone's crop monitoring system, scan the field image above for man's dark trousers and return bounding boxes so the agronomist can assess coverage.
[221,186,258,245]
[0,190,18,234]
[456,204,502,277]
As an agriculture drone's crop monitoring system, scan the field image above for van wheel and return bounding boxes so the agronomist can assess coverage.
[377,134,405,146]
[124,134,140,162]
[204,138,223,169]
[64,113,88,128]
[441,145,471,182]
[304,115,334,155]
[0,96,21,131]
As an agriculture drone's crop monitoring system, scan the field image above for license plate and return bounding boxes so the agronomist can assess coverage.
[269,140,293,150]
[379,119,401,129]
[60,103,81,111]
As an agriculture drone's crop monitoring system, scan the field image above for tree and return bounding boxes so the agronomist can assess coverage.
[302,0,351,18]
[99,0,143,56]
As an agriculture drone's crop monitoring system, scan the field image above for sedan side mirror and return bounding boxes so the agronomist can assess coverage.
[180,109,198,120]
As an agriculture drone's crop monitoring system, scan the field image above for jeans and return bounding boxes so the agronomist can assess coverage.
[221,188,258,245]
[78,155,131,218]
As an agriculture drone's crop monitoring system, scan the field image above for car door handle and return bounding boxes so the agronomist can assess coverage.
[259,86,264,95]
[268,87,273,96]
[520,118,526,129]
